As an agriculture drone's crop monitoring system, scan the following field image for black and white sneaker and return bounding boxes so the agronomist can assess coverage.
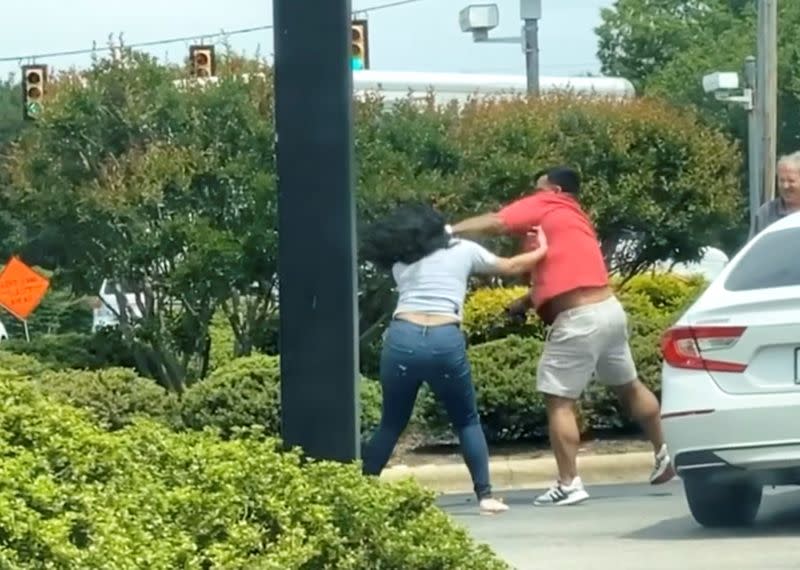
[533,477,590,506]
[650,444,676,485]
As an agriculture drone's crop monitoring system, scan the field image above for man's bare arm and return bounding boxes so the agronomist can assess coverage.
[451,213,506,238]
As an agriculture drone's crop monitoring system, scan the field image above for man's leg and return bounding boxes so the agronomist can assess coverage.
[534,311,598,505]
[544,394,581,483]
[595,297,675,484]
[611,380,664,453]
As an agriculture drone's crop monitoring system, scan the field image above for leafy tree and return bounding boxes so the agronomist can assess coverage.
[4,50,277,391]
[0,77,29,261]
[0,77,26,146]
[596,0,753,92]
[597,0,800,153]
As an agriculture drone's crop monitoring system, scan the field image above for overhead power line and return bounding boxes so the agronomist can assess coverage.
[0,0,424,63]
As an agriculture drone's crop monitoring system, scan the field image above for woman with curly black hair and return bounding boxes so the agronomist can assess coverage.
[360,203,548,514]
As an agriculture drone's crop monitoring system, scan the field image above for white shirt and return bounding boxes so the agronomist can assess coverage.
[392,239,498,321]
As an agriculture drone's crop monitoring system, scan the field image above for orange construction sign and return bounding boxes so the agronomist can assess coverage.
[0,256,50,321]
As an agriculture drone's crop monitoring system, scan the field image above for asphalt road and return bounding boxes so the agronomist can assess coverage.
[438,481,800,570]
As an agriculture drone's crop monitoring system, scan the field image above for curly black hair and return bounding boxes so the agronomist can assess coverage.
[360,203,451,270]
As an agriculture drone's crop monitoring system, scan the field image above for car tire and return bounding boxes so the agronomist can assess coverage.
[683,475,762,528]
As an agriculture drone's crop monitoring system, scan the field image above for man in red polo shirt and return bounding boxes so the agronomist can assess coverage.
[452,166,674,506]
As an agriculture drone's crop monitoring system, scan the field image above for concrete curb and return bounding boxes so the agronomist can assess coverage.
[380,451,654,494]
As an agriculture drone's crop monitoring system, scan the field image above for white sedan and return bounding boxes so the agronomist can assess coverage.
[660,211,800,528]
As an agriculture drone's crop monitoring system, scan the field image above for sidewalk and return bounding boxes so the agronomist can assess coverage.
[381,440,655,493]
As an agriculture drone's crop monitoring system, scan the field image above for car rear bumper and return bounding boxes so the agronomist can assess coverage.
[662,366,800,482]
[664,406,800,483]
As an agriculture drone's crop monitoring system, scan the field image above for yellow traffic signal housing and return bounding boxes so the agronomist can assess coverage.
[189,45,216,78]
[21,65,47,121]
[351,19,370,70]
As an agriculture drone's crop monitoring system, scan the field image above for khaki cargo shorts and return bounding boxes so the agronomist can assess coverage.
[537,296,637,400]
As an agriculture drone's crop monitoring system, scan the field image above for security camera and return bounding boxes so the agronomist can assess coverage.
[459,4,500,39]
[702,72,740,95]
[701,71,752,110]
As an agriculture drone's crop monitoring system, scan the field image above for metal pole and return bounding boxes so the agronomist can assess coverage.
[756,0,778,204]
[273,0,360,462]
[522,19,540,95]
[520,0,541,96]
[744,56,760,234]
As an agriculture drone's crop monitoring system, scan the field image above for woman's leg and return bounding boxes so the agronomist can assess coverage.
[426,327,495,502]
[362,322,423,476]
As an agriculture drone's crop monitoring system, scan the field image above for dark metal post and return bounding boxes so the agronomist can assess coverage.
[273,0,360,462]
[522,18,540,95]
[520,0,542,96]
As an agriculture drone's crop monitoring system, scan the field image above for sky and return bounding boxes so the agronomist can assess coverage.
[0,0,615,80]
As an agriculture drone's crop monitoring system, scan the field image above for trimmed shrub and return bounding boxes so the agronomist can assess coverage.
[418,336,547,442]
[462,286,544,344]
[0,351,49,376]
[468,335,548,441]
[35,367,182,431]
[180,354,281,437]
[463,273,706,345]
[207,309,236,372]
[617,271,706,313]
[359,377,383,436]
[2,329,136,371]
[180,354,383,439]
[0,376,507,569]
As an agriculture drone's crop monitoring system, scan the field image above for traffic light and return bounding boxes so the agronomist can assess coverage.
[189,45,215,78]
[21,65,47,121]
[351,19,370,70]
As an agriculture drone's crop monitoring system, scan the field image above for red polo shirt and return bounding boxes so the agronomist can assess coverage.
[498,190,609,310]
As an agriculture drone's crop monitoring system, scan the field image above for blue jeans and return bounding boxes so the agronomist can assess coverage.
[362,319,493,499]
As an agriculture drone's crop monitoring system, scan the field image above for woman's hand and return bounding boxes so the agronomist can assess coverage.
[492,227,548,277]
[525,226,547,252]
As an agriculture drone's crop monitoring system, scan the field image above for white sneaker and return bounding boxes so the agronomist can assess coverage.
[650,444,676,485]
[479,497,510,515]
[533,477,590,506]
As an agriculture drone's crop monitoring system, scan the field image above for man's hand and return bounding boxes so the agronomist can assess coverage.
[505,294,532,325]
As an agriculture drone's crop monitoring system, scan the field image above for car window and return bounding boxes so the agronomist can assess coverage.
[725,227,800,291]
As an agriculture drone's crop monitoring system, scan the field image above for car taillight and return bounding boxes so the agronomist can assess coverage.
[660,326,747,373]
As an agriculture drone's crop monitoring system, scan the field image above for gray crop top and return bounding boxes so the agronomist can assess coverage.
[392,239,499,321]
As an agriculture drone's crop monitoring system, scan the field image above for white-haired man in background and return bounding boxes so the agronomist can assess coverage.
[750,151,800,238]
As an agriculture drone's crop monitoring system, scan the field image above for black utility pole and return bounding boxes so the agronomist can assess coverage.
[272,0,360,462]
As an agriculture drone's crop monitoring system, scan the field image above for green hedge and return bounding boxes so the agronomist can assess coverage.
[1,329,136,371]
[462,286,544,345]
[180,354,383,439]
[14,353,383,441]
[0,351,48,376]
[35,367,182,431]
[0,375,506,569]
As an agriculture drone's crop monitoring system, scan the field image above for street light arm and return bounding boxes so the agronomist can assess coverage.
[474,35,522,43]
